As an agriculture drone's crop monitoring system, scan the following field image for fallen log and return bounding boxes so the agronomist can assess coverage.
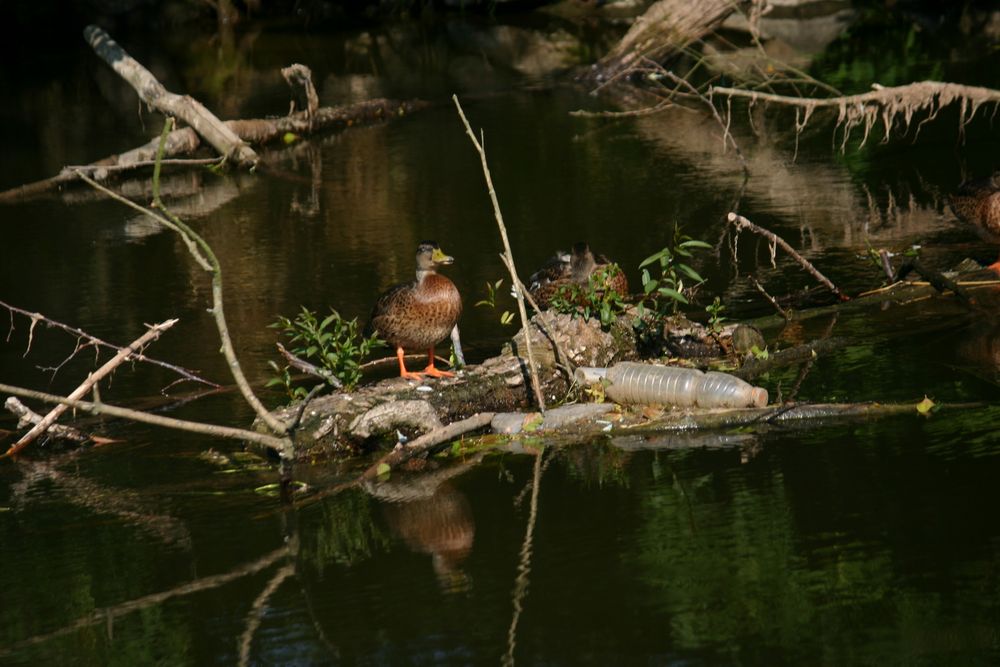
[0,27,429,204]
[85,25,258,168]
[0,97,429,204]
[584,0,740,85]
[254,311,639,461]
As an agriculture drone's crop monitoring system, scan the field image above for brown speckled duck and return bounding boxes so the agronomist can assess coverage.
[949,173,1000,272]
[528,242,629,308]
[366,241,462,379]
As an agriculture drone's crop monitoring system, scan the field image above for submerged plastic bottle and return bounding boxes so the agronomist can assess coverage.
[575,362,768,408]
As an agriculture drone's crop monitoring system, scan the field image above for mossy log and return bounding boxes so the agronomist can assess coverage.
[253,312,638,461]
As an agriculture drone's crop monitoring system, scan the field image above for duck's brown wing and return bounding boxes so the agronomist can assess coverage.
[367,275,461,350]
[950,174,1000,237]
[365,280,416,342]
[528,251,571,291]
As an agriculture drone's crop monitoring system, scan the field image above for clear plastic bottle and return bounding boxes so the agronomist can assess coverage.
[575,362,768,408]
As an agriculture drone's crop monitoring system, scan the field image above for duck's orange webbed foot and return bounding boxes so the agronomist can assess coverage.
[423,365,455,378]
[421,347,455,378]
[396,347,425,380]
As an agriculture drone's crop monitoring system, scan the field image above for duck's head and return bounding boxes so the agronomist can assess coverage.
[416,241,454,272]
[569,242,596,281]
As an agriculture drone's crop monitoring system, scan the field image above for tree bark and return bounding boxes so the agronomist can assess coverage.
[84,25,259,168]
[586,0,739,84]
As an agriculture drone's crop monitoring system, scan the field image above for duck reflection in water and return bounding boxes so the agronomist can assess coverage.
[949,173,1000,272]
[370,472,476,593]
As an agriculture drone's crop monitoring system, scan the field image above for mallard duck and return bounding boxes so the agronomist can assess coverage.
[949,173,1000,272]
[528,242,629,308]
[366,241,462,379]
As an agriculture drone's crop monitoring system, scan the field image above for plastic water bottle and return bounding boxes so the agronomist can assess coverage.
[575,362,768,408]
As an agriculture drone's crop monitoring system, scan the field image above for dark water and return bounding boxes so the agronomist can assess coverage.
[2,8,1000,665]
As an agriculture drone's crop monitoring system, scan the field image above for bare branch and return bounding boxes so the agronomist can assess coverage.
[6,319,179,456]
[0,382,290,452]
[452,95,547,412]
[84,25,258,167]
[727,212,847,301]
[0,299,219,389]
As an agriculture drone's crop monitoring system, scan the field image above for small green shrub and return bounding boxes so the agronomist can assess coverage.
[637,231,711,316]
[267,306,383,398]
[549,263,628,329]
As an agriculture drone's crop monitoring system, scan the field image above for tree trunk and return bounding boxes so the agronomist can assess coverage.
[586,0,739,84]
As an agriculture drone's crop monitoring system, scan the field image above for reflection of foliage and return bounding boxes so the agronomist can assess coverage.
[811,10,950,95]
[299,490,391,576]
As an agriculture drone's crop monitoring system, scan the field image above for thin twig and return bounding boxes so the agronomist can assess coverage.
[6,319,178,456]
[0,382,291,452]
[0,299,218,389]
[727,212,847,301]
[653,65,749,178]
[452,95,546,412]
[746,274,789,320]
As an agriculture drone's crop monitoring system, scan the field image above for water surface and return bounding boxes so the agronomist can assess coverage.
[1,9,1000,665]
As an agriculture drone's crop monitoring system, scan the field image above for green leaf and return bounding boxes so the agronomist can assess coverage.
[657,287,689,304]
[680,239,713,249]
[677,263,705,283]
[377,463,391,477]
[639,249,671,268]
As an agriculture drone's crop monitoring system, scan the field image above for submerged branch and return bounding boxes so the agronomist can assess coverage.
[0,382,290,451]
[727,212,847,301]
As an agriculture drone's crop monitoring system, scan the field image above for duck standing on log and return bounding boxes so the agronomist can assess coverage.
[949,173,1000,272]
[366,241,462,380]
[528,241,629,308]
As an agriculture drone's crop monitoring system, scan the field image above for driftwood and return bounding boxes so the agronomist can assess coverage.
[0,29,428,206]
[85,25,258,167]
[711,81,1000,150]
[585,0,740,85]
[5,319,178,457]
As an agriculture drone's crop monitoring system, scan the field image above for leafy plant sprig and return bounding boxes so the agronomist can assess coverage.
[549,263,628,329]
[638,232,712,316]
[475,279,515,325]
[267,306,383,398]
[705,296,727,334]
